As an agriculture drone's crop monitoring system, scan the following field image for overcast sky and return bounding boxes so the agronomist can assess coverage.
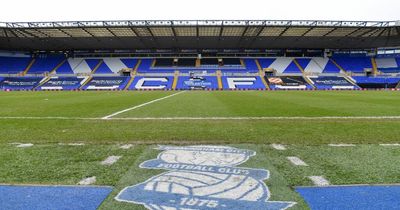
[0,0,399,22]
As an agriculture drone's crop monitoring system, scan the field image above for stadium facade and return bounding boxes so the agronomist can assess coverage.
[0,20,399,91]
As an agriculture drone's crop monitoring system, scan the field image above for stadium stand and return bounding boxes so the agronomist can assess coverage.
[0,19,399,91]
[331,56,372,73]
[375,57,400,73]
[352,76,400,89]
[1,54,400,90]
[308,76,359,89]
[82,76,130,90]
[176,76,219,90]
[0,56,32,74]
[221,76,266,90]
[154,58,174,67]
[266,76,313,90]
[0,77,43,90]
[37,76,87,90]
[27,56,65,74]
[177,58,196,67]
[128,76,174,90]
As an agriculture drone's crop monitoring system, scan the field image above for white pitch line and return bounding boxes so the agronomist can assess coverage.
[101,91,186,119]
[271,144,287,150]
[108,116,400,120]
[380,143,400,146]
[1,115,400,121]
[78,176,96,185]
[287,156,308,166]
[308,176,330,186]
[16,143,34,148]
[328,144,356,147]
[120,144,134,149]
[101,156,122,166]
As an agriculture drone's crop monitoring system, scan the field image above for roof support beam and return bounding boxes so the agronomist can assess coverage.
[105,27,118,37]
[356,28,378,37]
[322,27,338,37]
[18,29,39,38]
[58,28,73,37]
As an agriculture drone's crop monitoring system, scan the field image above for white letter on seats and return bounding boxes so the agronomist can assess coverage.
[135,78,168,89]
[227,77,256,89]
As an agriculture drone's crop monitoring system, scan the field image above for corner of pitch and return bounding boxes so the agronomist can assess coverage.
[115,145,296,209]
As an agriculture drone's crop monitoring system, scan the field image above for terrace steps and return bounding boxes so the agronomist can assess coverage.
[256,59,270,90]
[371,58,378,75]
[216,70,223,90]
[172,70,179,90]
[22,58,36,75]
[293,59,316,89]
[133,59,141,75]
[49,59,67,74]
[79,76,92,90]
[329,58,347,73]
[35,76,52,89]
[124,76,135,90]
[344,76,358,86]
[90,60,104,74]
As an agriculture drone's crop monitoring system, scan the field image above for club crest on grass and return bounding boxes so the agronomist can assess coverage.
[115,145,296,210]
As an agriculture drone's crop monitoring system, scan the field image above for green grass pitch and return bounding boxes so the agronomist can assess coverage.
[1,90,400,209]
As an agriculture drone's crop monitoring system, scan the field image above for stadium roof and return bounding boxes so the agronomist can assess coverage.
[0,20,399,51]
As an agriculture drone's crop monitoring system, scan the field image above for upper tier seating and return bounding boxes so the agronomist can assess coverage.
[375,58,400,73]
[332,56,372,73]
[28,56,65,74]
[243,59,258,73]
[136,59,154,73]
[303,58,324,73]
[274,58,302,74]
[57,58,138,75]
[0,57,32,74]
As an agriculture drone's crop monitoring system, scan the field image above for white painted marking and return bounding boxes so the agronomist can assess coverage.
[101,91,186,119]
[58,143,85,146]
[78,176,96,185]
[120,144,134,149]
[271,144,287,150]
[287,156,308,166]
[328,144,355,147]
[1,115,400,121]
[16,143,33,148]
[308,176,330,186]
[101,156,122,166]
[69,143,85,146]
[380,143,400,146]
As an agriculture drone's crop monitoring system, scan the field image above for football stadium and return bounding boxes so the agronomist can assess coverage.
[1,7,400,210]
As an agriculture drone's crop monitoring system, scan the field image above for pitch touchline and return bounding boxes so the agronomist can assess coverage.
[101,91,186,119]
[1,116,400,120]
[108,116,400,120]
